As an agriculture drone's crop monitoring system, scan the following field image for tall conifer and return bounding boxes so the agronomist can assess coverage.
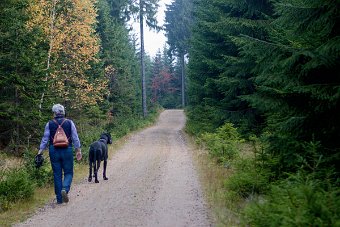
[0,0,47,150]
[164,0,193,107]
[187,0,273,134]
[97,0,140,117]
[243,0,340,173]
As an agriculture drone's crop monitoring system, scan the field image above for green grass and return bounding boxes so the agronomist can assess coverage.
[0,186,54,227]
[189,136,251,226]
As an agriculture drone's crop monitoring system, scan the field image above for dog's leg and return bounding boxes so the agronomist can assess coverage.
[88,161,93,182]
[103,160,108,180]
[95,160,100,183]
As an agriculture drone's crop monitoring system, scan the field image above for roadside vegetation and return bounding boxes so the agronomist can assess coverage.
[0,109,160,226]
[186,114,339,226]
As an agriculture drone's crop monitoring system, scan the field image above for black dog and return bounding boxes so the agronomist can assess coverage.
[88,133,112,183]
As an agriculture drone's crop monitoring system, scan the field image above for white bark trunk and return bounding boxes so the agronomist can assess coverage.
[39,0,57,111]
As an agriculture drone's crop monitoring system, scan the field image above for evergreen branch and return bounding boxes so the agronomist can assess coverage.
[276,3,318,10]
[239,34,297,51]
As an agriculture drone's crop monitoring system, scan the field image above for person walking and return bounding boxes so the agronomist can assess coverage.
[37,104,82,204]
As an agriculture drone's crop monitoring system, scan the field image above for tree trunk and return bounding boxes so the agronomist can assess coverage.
[139,0,147,117]
[180,53,185,108]
[15,87,20,153]
[39,0,57,111]
[15,29,19,153]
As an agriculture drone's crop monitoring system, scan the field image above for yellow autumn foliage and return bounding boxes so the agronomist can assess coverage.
[27,0,108,110]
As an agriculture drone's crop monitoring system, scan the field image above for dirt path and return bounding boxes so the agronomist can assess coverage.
[15,110,213,227]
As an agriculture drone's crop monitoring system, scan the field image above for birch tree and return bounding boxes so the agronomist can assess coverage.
[28,0,108,111]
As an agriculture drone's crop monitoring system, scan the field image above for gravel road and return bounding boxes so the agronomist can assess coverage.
[15,109,212,227]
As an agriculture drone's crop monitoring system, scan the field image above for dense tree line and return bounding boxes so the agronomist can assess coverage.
[163,0,339,225]
[0,0,47,151]
[149,48,182,108]
[0,0,187,153]
[0,0,147,152]
[187,0,339,175]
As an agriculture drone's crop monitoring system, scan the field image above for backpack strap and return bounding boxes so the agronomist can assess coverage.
[53,119,67,126]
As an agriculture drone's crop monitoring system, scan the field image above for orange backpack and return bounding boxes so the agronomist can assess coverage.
[52,119,69,148]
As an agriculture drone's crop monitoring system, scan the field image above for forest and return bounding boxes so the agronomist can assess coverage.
[0,0,182,152]
[184,0,339,225]
[1,0,339,226]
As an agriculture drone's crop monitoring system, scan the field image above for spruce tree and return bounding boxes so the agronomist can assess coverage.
[0,0,47,151]
[126,0,160,117]
[164,0,193,107]
[243,0,340,173]
[97,0,141,117]
[187,0,273,134]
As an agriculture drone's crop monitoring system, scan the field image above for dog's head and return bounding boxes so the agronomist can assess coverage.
[100,132,112,144]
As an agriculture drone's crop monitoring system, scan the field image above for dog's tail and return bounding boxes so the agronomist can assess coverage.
[89,142,101,163]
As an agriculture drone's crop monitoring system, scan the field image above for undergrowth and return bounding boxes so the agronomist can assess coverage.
[0,167,34,212]
[243,171,340,226]
[187,118,340,226]
[201,123,244,163]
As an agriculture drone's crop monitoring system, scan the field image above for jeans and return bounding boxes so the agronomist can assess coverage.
[49,145,74,203]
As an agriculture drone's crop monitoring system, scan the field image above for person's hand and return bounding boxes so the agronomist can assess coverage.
[38,149,43,155]
[76,148,82,161]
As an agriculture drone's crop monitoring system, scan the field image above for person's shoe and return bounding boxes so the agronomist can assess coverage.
[61,189,69,203]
